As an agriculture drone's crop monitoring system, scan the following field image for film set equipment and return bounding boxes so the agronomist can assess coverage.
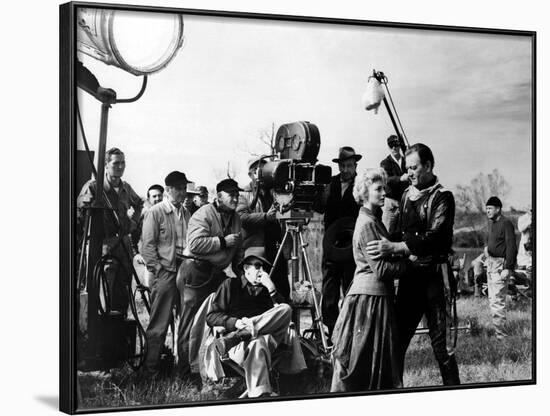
[258,121,332,360]
[258,121,332,218]
[76,8,185,371]
[363,70,470,344]
[362,69,410,152]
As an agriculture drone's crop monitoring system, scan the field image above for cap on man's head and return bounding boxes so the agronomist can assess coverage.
[486,196,502,208]
[165,171,191,187]
[216,178,243,193]
[239,246,272,269]
[196,186,208,197]
[186,182,201,195]
[387,135,401,147]
[247,155,268,172]
[332,146,362,163]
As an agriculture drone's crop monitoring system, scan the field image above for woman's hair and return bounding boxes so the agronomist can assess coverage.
[353,168,387,204]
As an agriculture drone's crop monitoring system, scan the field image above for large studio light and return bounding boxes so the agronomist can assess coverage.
[77,8,185,76]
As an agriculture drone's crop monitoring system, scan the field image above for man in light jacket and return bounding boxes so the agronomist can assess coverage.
[141,171,192,376]
[177,178,244,379]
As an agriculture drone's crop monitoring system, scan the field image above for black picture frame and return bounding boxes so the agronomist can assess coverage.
[60,2,536,414]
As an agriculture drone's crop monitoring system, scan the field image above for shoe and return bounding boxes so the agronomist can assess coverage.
[214,329,252,359]
[438,354,461,386]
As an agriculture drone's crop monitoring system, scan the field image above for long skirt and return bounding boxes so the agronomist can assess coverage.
[330,294,402,392]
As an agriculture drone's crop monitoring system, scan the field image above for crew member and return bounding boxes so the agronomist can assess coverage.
[237,156,290,299]
[485,196,517,339]
[183,183,201,215]
[177,178,244,378]
[322,146,362,336]
[140,171,192,375]
[193,186,210,211]
[380,135,408,235]
[77,147,143,315]
[135,184,165,287]
[366,143,461,385]
[207,247,304,397]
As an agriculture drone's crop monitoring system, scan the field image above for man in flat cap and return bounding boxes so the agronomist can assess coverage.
[141,171,192,376]
[206,246,305,397]
[193,186,210,211]
[77,147,143,315]
[322,146,362,337]
[237,156,290,300]
[484,196,517,340]
[183,183,202,216]
[380,135,409,235]
[177,178,244,378]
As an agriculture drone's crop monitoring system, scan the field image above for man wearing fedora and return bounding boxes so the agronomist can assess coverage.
[322,146,362,337]
[141,171,193,376]
[177,178,244,378]
[237,156,290,300]
[207,246,305,397]
[380,134,409,235]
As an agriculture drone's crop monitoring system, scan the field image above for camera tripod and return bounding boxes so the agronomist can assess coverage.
[268,217,330,354]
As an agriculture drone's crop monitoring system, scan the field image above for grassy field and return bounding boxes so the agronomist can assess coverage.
[78,293,532,410]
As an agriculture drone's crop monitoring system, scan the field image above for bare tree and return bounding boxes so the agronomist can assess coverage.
[258,122,277,155]
[455,169,511,213]
[212,161,239,181]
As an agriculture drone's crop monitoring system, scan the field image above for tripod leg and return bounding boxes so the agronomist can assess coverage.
[298,232,329,351]
[268,229,291,282]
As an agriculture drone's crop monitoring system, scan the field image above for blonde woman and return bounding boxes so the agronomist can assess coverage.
[331,168,410,392]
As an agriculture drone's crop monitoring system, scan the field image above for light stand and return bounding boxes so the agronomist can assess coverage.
[77,74,149,369]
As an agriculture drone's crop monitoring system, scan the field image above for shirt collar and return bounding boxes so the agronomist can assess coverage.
[390,153,402,166]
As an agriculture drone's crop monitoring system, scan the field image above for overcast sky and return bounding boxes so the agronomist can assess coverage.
[77,11,533,209]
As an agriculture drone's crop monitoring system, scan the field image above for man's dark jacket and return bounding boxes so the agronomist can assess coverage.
[324,174,360,229]
[380,154,408,201]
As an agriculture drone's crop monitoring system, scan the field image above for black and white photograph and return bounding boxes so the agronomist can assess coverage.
[57,1,538,414]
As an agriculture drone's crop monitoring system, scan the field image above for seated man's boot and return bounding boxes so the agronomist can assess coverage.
[439,354,461,386]
[214,329,252,359]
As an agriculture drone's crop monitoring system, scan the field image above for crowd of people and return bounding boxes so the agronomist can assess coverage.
[76,137,532,397]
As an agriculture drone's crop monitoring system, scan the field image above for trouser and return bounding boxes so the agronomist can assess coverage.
[486,256,508,338]
[228,304,292,397]
[471,253,486,296]
[143,267,179,373]
[382,197,400,236]
[321,259,355,335]
[395,264,460,385]
[176,259,226,374]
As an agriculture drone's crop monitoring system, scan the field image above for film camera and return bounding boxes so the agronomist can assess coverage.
[258,121,331,218]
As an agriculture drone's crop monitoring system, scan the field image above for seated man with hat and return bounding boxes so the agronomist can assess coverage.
[322,146,362,337]
[206,247,305,398]
[177,178,244,377]
[237,155,290,300]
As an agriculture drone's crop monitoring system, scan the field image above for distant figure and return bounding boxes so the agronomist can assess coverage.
[193,186,210,210]
[485,196,517,339]
[135,184,165,286]
[380,135,408,235]
[183,183,202,215]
